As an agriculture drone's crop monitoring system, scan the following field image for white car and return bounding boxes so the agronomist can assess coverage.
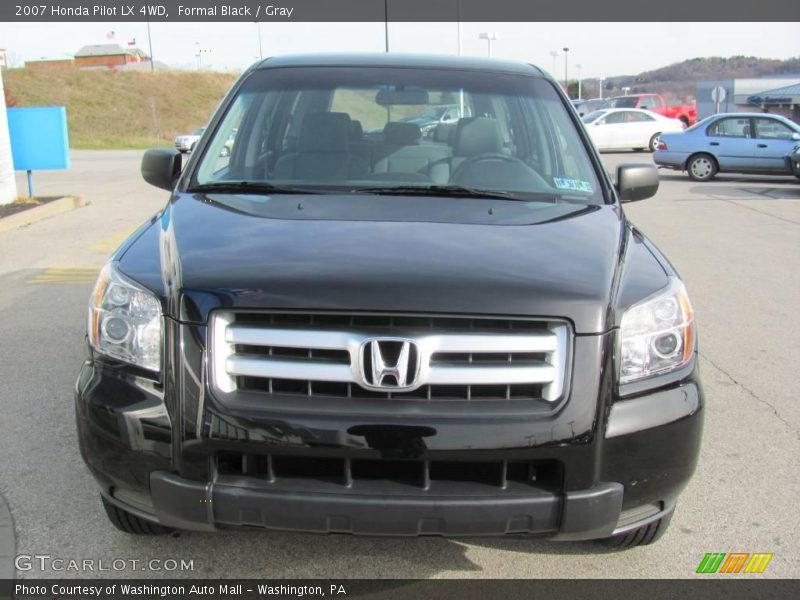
[174,127,206,153]
[581,108,685,152]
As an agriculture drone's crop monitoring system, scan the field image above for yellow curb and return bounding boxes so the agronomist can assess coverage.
[0,196,87,234]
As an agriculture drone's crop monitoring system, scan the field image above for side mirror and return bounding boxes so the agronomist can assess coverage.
[616,163,659,203]
[141,148,182,191]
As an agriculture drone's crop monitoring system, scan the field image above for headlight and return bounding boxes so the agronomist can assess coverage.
[619,278,695,384]
[88,262,162,372]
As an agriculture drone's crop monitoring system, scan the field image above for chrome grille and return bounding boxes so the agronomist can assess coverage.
[211,312,570,402]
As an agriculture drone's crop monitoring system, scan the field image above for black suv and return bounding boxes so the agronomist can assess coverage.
[75,54,703,548]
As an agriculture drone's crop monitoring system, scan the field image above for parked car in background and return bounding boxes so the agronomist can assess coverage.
[572,98,610,117]
[654,113,800,181]
[174,127,206,153]
[606,94,697,127]
[400,104,462,138]
[582,108,685,152]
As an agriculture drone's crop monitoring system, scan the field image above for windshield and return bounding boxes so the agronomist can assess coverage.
[581,110,608,124]
[607,97,637,108]
[191,66,605,205]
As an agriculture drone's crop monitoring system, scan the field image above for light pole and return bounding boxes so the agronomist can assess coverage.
[599,76,605,99]
[562,47,570,96]
[479,32,498,58]
[256,22,263,59]
[576,64,582,100]
[456,0,461,56]
[549,50,559,76]
[384,0,389,52]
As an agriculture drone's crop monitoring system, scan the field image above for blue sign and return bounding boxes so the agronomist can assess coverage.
[7,107,70,170]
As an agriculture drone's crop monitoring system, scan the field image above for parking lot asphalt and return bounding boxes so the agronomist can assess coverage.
[0,150,798,579]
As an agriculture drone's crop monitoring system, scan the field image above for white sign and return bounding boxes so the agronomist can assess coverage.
[711,86,727,103]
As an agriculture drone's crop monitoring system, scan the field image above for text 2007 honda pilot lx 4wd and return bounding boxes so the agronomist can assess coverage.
[75,54,703,548]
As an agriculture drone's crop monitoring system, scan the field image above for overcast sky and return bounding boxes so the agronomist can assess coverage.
[1,22,798,78]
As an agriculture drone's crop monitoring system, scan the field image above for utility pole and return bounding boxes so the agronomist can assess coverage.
[562,47,569,96]
[599,76,606,99]
[576,64,582,100]
[257,23,263,59]
[146,15,154,71]
[456,0,461,56]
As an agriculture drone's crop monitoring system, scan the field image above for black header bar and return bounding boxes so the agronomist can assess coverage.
[2,0,799,22]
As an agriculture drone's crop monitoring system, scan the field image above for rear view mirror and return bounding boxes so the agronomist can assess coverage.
[616,163,659,202]
[141,148,182,191]
[375,87,429,106]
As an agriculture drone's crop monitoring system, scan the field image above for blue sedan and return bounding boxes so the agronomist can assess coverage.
[654,113,800,181]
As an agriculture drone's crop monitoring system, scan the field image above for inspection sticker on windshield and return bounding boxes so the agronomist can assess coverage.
[554,178,593,193]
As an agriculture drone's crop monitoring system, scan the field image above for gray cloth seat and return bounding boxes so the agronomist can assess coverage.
[429,117,506,184]
[274,112,369,180]
[433,122,456,144]
[372,122,452,179]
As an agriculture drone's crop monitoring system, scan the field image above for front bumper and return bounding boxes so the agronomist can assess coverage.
[76,347,703,540]
[143,472,624,539]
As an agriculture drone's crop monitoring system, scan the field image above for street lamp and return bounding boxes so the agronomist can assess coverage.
[549,50,559,76]
[256,22,263,60]
[599,76,606,100]
[479,32,498,58]
[562,47,570,96]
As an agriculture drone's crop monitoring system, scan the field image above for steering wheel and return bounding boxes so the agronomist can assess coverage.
[449,153,538,187]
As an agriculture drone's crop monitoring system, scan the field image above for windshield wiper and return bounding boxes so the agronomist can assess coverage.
[188,181,317,195]
[351,185,529,201]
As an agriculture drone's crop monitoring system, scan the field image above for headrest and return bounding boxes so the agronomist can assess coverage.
[452,117,504,156]
[299,112,351,152]
[433,122,456,143]
[383,122,422,145]
[349,120,364,140]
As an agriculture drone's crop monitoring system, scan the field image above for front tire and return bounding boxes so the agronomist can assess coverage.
[648,133,661,153]
[598,512,673,549]
[687,153,718,181]
[102,497,173,535]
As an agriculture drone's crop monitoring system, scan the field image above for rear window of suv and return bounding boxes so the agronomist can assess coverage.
[192,66,605,206]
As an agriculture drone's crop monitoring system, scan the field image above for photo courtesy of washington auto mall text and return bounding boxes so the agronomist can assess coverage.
[1,0,800,598]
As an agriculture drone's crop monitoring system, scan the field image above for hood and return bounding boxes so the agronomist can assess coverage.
[120,194,627,334]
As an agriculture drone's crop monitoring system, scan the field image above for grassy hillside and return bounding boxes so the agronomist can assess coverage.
[597,55,800,102]
[4,68,238,149]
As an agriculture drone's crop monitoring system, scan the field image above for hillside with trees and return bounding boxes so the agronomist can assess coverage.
[576,55,800,102]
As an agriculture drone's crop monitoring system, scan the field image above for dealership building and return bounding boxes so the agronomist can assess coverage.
[696,78,800,123]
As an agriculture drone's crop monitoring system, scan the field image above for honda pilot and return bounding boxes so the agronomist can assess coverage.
[75,54,703,548]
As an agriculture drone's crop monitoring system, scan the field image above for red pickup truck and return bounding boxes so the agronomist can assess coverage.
[606,93,697,127]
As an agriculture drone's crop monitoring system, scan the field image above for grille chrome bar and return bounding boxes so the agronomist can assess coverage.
[211,311,571,403]
[227,356,354,382]
[425,364,556,385]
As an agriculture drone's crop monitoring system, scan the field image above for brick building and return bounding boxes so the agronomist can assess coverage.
[24,44,151,70]
[74,44,151,69]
